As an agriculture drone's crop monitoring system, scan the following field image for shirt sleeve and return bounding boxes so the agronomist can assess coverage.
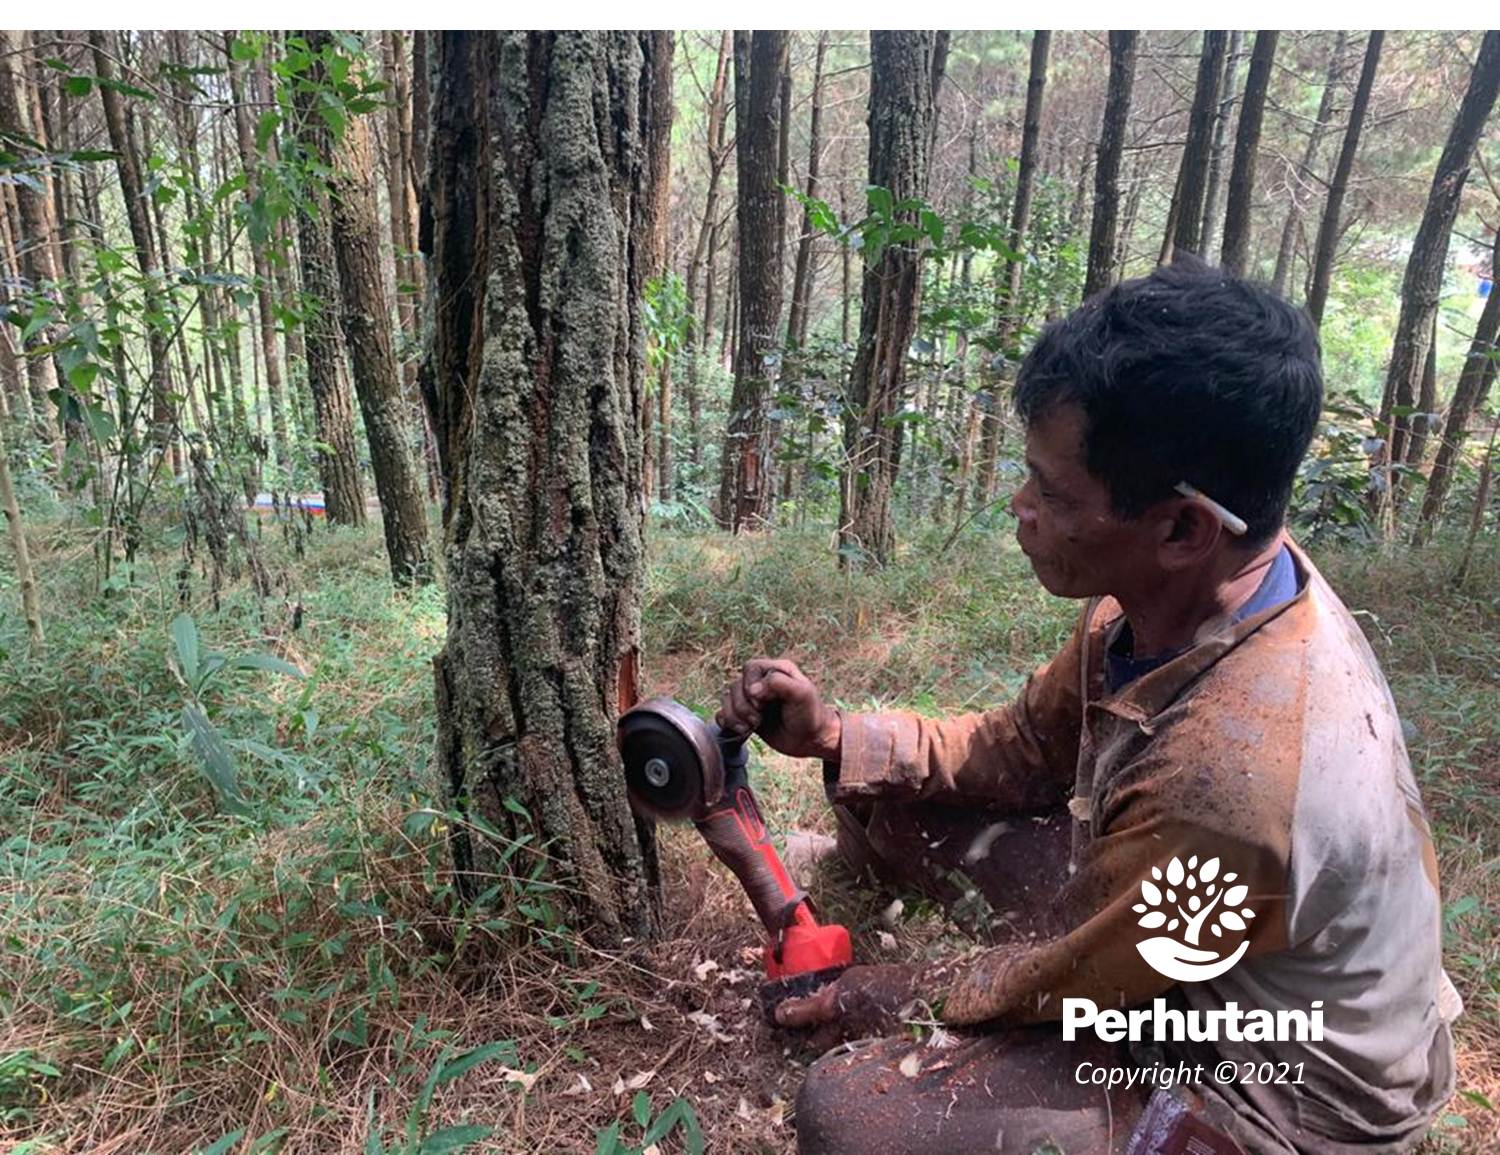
[826,605,1091,812]
[936,734,1294,1026]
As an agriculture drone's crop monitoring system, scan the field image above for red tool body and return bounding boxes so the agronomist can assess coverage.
[617,698,852,1010]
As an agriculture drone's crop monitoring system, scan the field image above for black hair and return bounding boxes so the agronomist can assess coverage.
[1013,256,1323,547]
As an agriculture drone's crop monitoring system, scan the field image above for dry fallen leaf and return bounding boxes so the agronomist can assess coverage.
[736,1097,754,1120]
[693,959,719,981]
[702,1070,719,1084]
[499,1066,539,1091]
[686,1010,734,1043]
[642,1146,661,1155]
[877,930,897,951]
[564,1074,593,1097]
[623,1070,654,1092]
[898,1051,922,1078]
[640,1015,655,1032]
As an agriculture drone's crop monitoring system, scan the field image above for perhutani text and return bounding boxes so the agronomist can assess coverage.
[1062,997,1325,1043]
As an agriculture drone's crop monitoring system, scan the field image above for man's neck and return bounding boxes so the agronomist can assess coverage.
[1115,537,1285,660]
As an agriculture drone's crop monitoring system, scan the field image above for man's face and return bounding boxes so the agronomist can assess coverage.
[1010,403,1160,599]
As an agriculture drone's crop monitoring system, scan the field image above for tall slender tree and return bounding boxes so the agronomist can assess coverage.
[1220,31,1279,276]
[684,32,732,472]
[424,31,664,940]
[839,30,947,566]
[786,31,830,351]
[718,30,788,532]
[1416,225,1500,544]
[225,33,292,475]
[1270,33,1347,299]
[976,29,1049,503]
[1306,32,1383,328]
[1168,31,1228,259]
[290,40,367,527]
[1084,31,1138,300]
[306,31,434,584]
[1377,31,1500,508]
[1199,31,1244,258]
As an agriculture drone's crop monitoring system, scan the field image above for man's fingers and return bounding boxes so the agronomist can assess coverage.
[752,669,808,706]
[725,679,760,734]
[774,983,839,1028]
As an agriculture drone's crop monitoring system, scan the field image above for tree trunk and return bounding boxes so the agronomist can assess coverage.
[291,52,368,528]
[976,30,1048,504]
[306,32,434,584]
[1377,32,1500,511]
[1219,32,1278,276]
[1402,311,1441,483]
[685,32,732,473]
[644,32,675,505]
[0,414,42,648]
[1271,33,1346,299]
[786,31,829,350]
[718,31,788,532]
[838,30,946,568]
[1084,32,1138,300]
[226,34,292,474]
[1199,31,1244,259]
[0,32,64,466]
[1415,226,1500,545]
[92,31,179,470]
[1306,32,1383,328]
[1170,31,1228,258]
[425,32,660,942]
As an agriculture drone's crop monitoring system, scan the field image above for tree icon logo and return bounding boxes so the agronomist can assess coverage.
[1132,854,1255,982]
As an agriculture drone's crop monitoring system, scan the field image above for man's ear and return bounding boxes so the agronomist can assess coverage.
[1157,498,1224,571]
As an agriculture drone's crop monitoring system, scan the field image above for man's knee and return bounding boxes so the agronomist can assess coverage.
[794,1051,866,1155]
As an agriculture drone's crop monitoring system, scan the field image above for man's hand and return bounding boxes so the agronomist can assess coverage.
[773,964,920,1049]
[717,658,842,760]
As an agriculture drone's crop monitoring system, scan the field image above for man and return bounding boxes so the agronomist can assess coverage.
[718,261,1456,1154]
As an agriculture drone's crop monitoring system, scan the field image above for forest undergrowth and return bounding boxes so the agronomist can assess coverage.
[0,513,1495,1154]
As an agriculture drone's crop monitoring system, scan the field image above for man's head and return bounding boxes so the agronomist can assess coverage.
[1009,258,1323,599]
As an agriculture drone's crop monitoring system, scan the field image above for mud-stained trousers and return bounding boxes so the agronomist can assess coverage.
[795,801,1147,1155]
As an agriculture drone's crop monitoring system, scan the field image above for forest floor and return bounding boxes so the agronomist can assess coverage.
[0,511,1495,1154]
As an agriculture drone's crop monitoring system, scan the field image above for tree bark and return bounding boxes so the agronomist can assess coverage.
[1271,33,1346,299]
[307,32,434,584]
[838,30,946,567]
[225,33,292,474]
[424,32,659,942]
[1306,32,1383,328]
[1169,31,1228,259]
[786,31,829,350]
[0,413,42,648]
[718,31,788,532]
[91,31,179,469]
[1200,31,1244,259]
[976,30,1048,504]
[685,32,732,472]
[1219,31,1279,276]
[1415,226,1500,545]
[291,45,368,527]
[0,33,64,465]
[1084,32,1138,300]
[1378,31,1500,509]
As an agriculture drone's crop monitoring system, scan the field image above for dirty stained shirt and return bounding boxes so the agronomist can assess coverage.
[827,538,1455,1154]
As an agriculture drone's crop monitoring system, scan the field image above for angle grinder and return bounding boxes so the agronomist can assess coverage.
[618,697,853,1017]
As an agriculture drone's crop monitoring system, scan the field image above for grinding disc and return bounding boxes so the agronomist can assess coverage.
[618,698,723,823]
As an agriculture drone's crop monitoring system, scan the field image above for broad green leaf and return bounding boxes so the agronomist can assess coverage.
[196,1130,246,1155]
[230,653,304,679]
[182,704,252,817]
[435,1041,514,1085]
[171,613,200,686]
[416,1124,492,1154]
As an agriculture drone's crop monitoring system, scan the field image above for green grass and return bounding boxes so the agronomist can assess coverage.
[1,511,1496,1152]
